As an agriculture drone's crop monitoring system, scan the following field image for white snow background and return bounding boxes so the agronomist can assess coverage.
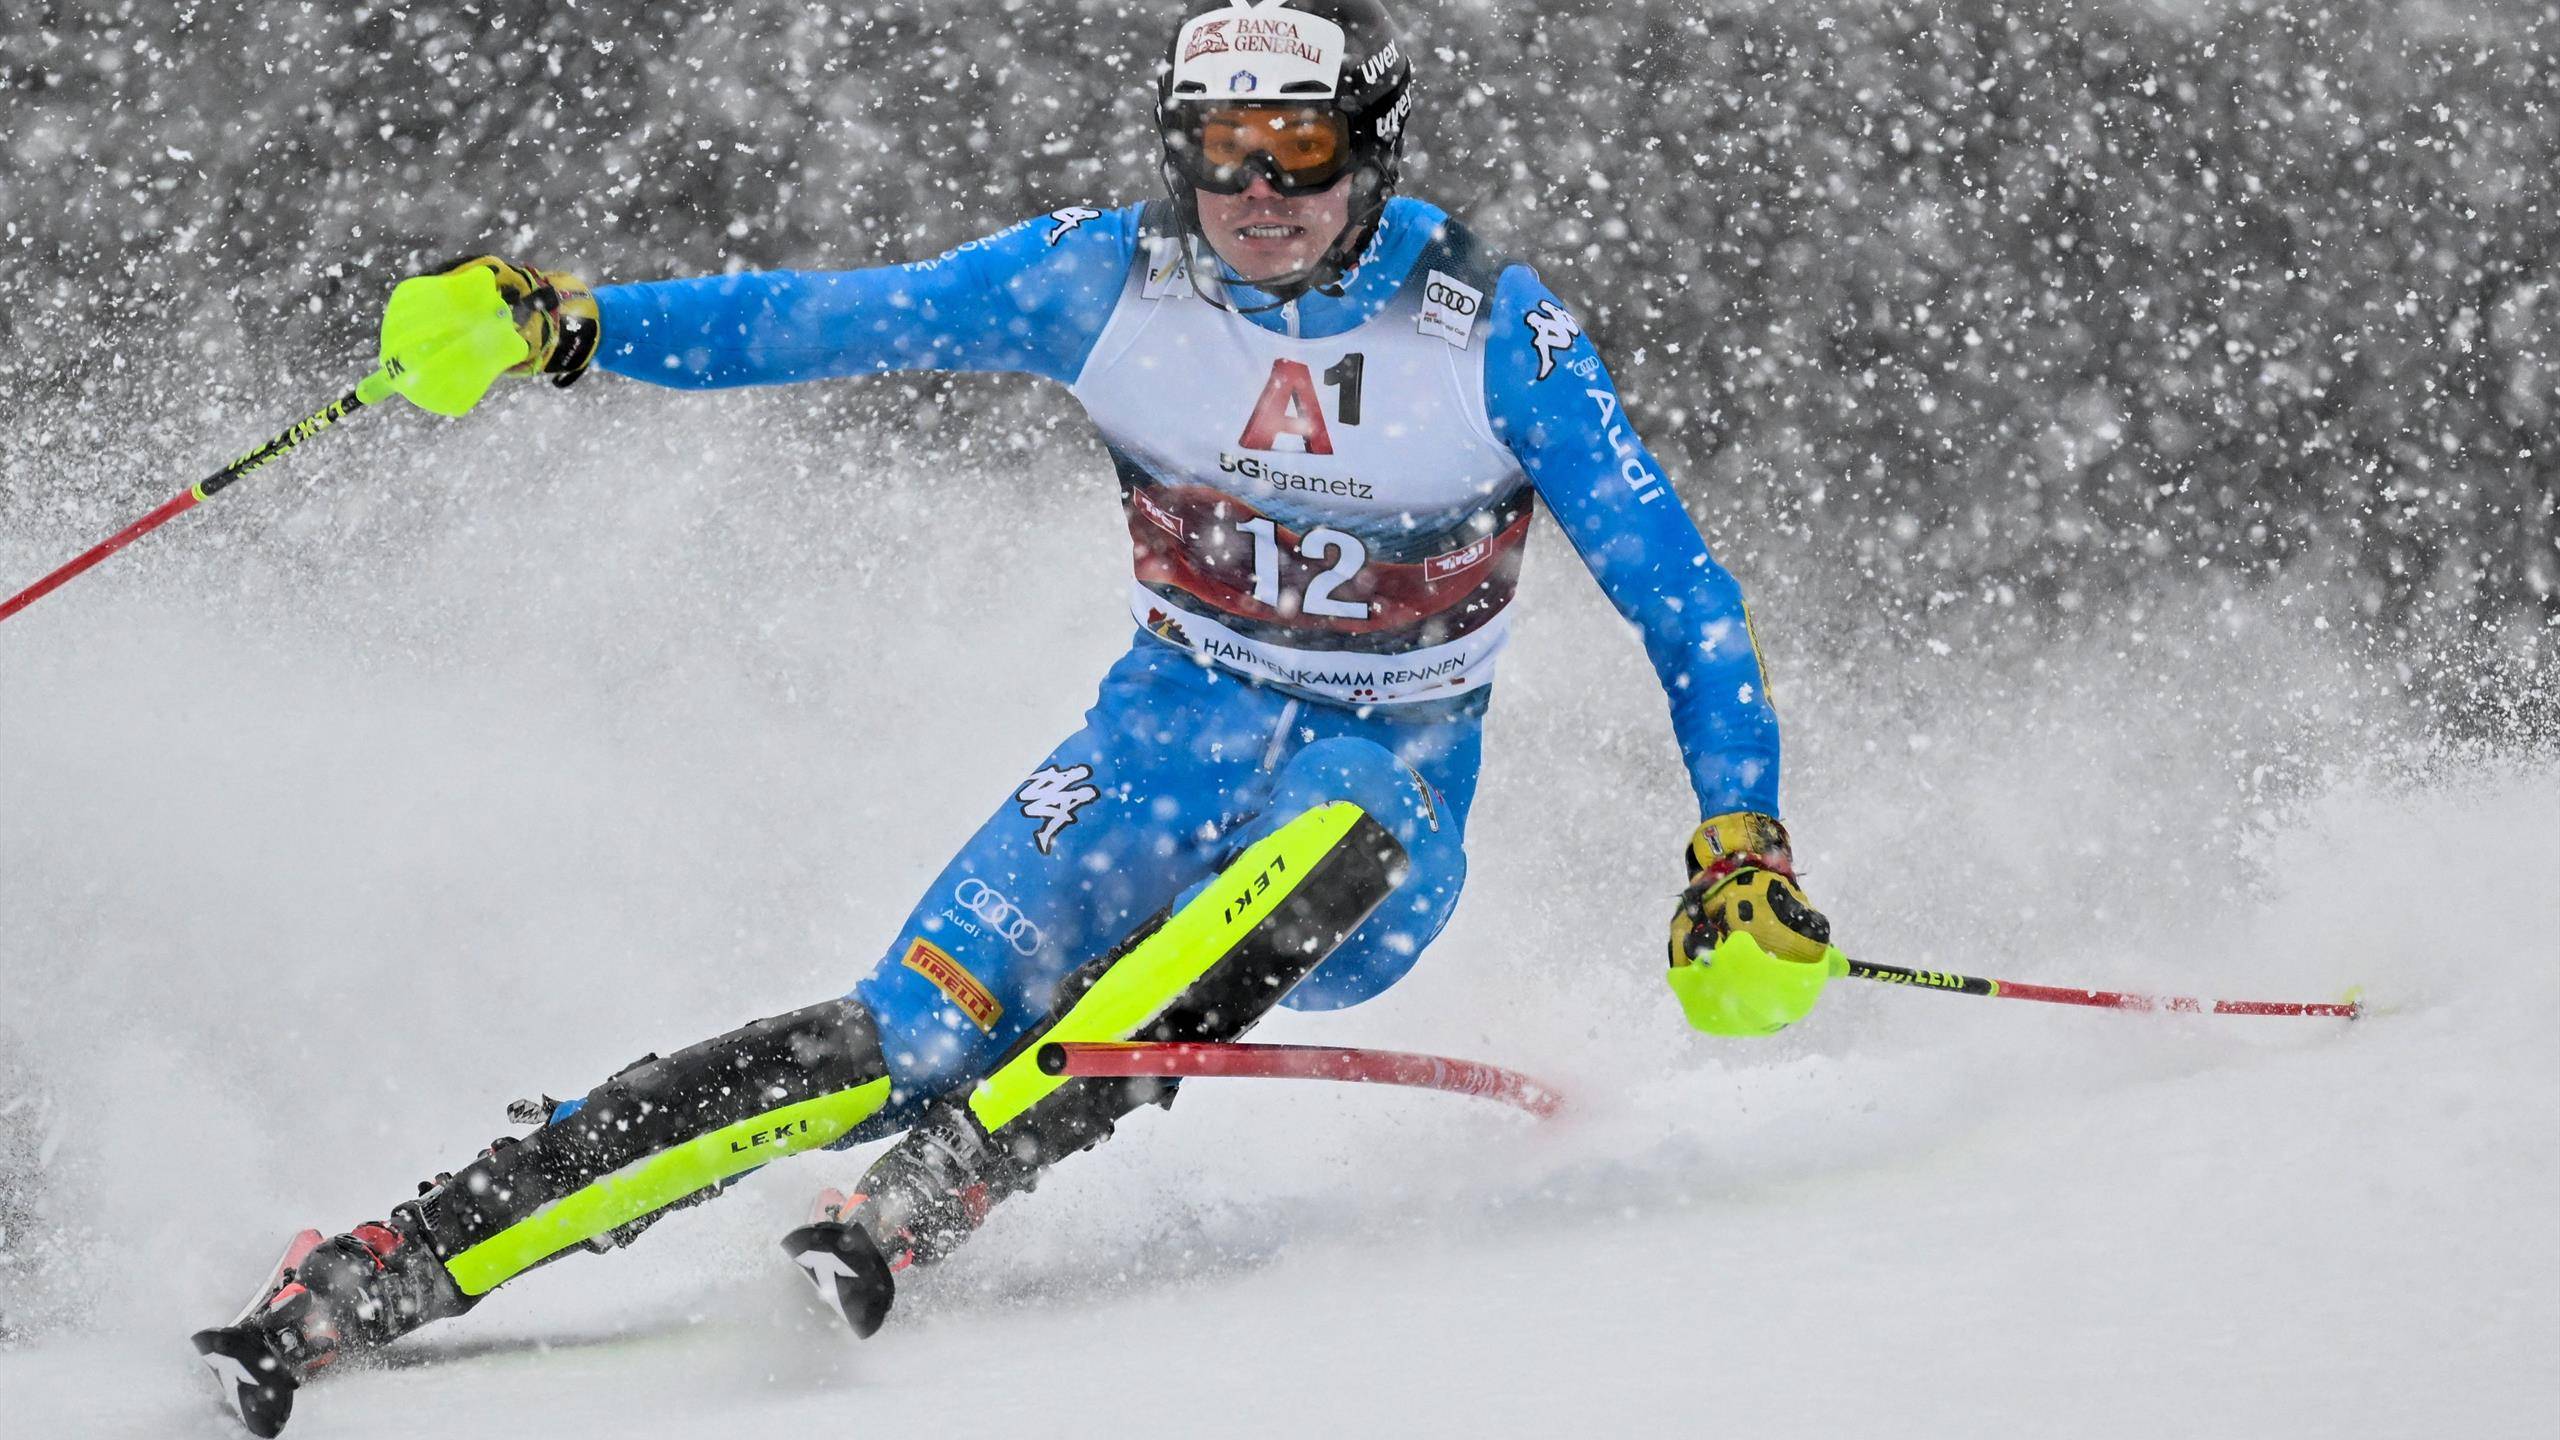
[1,377,2553,1437]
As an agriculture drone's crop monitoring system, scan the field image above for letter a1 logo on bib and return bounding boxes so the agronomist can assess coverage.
[1238,359,1335,455]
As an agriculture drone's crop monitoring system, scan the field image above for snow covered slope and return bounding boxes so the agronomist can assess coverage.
[1,396,2552,1436]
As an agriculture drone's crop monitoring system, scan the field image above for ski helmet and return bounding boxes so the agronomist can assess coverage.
[1154,0,1416,301]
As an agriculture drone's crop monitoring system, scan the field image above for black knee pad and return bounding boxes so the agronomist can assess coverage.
[977,803,1410,1167]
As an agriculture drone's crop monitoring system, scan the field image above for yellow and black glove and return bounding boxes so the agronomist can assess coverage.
[374,255,600,418]
[1665,811,1843,1036]
[438,255,601,387]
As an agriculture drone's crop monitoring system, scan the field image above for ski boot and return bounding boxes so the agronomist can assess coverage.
[781,1102,1026,1337]
[190,1209,472,1436]
[195,998,895,1433]
[785,800,1409,1339]
[782,1053,1178,1336]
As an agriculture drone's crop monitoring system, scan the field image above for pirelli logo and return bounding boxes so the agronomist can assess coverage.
[903,937,1003,1031]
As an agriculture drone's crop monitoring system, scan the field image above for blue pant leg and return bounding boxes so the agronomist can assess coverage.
[1204,704,1485,1012]
[845,642,1290,1135]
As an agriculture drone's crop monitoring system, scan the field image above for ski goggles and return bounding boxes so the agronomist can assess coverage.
[1166,103,1355,196]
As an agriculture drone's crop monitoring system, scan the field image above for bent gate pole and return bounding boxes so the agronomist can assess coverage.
[1040,1040,1566,1119]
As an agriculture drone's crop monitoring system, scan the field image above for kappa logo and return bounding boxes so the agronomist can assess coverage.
[1016,764,1099,855]
[953,877,1044,957]
[1524,300,1582,382]
[1229,69,1260,93]
[1044,206,1102,245]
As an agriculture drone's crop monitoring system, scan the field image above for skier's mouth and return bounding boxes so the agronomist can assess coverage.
[1233,223,1305,241]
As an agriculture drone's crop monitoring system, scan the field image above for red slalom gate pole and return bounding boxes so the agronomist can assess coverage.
[1039,1040,1566,1119]
[1841,957,2363,1019]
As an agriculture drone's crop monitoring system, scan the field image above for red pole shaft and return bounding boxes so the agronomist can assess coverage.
[1841,958,2361,1019]
[2,380,380,630]
[1042,1041,1565,1119]
[0,487,200,625]
[1982,978,2362,1018]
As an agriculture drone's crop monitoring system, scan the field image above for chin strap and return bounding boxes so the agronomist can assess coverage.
[1180,234,1336,315]
[1171,166,1390,316]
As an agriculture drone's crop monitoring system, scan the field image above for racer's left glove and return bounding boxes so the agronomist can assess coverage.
[1665,811,1845,1037]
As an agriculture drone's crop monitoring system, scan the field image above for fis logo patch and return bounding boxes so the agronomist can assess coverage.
[901,937,1003,1031]
[1016,764,1100,855]
[1141,237,1191,300]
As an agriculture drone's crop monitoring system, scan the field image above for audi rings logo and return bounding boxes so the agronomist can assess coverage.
[1425,280,1480,316]
[954,879,1043,956]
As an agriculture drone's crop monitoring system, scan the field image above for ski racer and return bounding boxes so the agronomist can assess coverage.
[193,2,1845,1431]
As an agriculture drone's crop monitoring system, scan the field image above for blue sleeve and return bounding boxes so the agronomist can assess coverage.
[1485,265,1783,819]
[590,205,1138,389]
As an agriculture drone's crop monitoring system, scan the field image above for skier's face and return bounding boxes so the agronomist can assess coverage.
[1196,173,1352,284]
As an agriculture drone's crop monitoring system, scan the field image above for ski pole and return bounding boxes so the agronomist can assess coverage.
[1039,1040,1566,1119]
[0,369,395,628]
[1840,956,2363,1019]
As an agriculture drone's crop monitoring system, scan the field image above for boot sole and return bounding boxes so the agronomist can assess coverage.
[779,1220,896,1339]
[192,1323,298,1437]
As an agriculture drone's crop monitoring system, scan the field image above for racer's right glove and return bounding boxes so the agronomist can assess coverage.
[376,255,599,417]
[442,255,600,386]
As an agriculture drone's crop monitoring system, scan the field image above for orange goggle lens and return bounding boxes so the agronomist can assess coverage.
[1184,104,1351,191]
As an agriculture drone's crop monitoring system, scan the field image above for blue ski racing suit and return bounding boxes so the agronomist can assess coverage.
[592,196,1783,1134]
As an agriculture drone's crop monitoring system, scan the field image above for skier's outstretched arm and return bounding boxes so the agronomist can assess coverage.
[589,207,1137,388]
[1484,266,1842,1036]
[378,207,1140,404]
